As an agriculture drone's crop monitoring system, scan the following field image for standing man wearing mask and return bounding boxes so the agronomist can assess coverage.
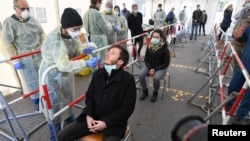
[127,4,144,57]
[190,4,202,40]
[152,4,166,30]
[102,0,121,45]
[39,8,98,141]
[199,10,207,36]
[1,0,45,111]
[83,0,113,64]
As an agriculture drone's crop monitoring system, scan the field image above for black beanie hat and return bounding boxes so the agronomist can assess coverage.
[61,8,83,28]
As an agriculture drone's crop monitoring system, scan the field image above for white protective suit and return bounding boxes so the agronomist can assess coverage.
[103,11,120,45]
[153,10,166,30]
[1,15,45,100]
[117,15,128,49]
[39,27,87,124]
[83,6,112,63]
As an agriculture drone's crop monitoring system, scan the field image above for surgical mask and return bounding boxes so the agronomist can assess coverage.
[106,7,112,13]
[67,29,81,38]
[150,38,160,44]
[133,10,137,13]
[246,3,250,8]
[21,9,30,19]
[197,6,200,10]
[104,64,116,74]
[114,11,119,16]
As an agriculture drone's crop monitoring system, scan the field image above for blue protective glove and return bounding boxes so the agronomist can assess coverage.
[113,26,119,32]
[82,46,94,54]
[86,57,99,67]
[13,61,23,70]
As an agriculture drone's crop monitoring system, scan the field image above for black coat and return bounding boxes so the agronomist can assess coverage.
[127,12,144,36]
[145,43,170,71]
[192,9,202,23]
[220,9,232,28]
[77,68,137,138]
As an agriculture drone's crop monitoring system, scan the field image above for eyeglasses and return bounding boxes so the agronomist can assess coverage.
[15,6,29,11]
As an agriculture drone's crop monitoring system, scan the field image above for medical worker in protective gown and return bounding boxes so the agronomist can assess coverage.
[83,0,114,64]
[38,8,98,141]
[114,5,129,49]
[102,0,121,45]
[1,0,45,111]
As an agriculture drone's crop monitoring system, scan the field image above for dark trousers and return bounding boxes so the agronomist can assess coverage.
[218,27,228,41]
[133,36,143,57]
[199,23,206,35]
[57,121,121,141]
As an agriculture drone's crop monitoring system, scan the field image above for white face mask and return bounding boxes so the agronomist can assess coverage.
[114,11,119,16]
[21,9,30,19]
[106,7,112,13]
[104,64,116,74]
[66,29,81,38]
[150,38,160,44]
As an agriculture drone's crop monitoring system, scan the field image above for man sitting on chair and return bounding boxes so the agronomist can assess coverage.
[57,44,137,141]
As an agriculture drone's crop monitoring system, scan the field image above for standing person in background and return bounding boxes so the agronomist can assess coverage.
[1,0,45,111]
[138,29,170,103]
[190,4,202,40]
[127,4,144,57]
[178,6,188,31]
[199,10,207,36]
[114,5,129,49]
[83,0,113,64]
[152,4,166,30]
[39,8,98,141]
[102,0,120,45]
[121,3,130,19]
[166,7,176,34]
[218,4,233,41]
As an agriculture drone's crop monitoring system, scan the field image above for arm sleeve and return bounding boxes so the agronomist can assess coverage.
[52,41,86,73]
[103,75,137,127]
[1,18,18,58]
[118,16,128,35]
[155,46,170,71]
[144,48,153,69]
[97,14,113,34]
[82,72,96,117]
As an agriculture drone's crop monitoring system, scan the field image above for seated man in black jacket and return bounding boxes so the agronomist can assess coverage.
[57,44,137,141]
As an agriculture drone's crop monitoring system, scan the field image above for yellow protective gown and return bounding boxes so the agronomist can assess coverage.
[1,15,45,100]
[39,27,87,124]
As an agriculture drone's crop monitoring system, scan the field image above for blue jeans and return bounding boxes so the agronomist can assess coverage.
[228,67,250,118]
[48,114,75,141]
[139,67,166,92]
[190,22,199,40]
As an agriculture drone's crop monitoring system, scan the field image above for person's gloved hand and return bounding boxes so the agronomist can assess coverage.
[86,57,99,67]
[13,61,23,70]
[82,42,97,54]
[113,26,119,32]
[82,46,94,54]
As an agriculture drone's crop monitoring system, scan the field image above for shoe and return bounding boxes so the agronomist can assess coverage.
[189,38,192,40]
[140,89,148,100]
[150,92,158,103]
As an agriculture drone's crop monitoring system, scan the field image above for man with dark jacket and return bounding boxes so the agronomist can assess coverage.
[190,4,202,40]
[127,4,144,57]
[57,44,137,141]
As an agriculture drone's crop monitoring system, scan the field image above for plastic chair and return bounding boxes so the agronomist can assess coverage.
[146,50,172,100]
[81,125,134,141]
